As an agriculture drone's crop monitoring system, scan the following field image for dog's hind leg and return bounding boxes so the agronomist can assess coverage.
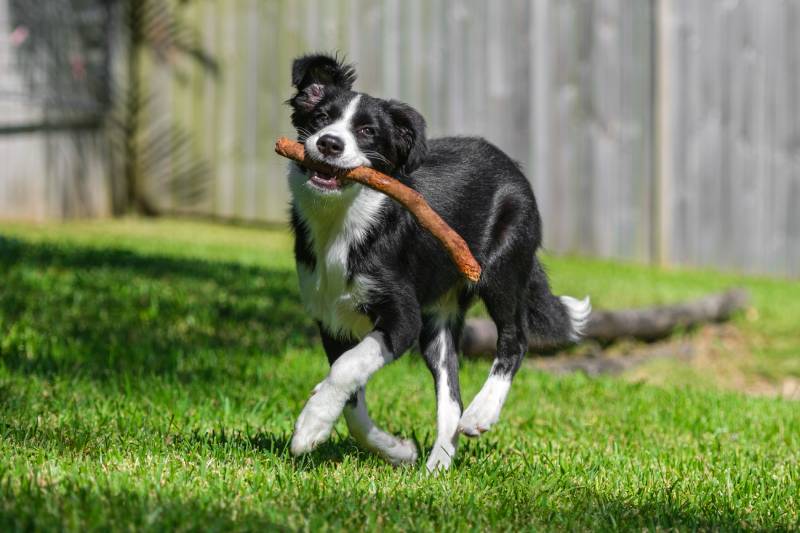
[459,250,530,437]
[459,252,588,436]
[344,387,418,465]
[420,317,463,472]
[458,320,524,437]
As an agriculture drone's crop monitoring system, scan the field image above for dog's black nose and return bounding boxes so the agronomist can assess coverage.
[316,134,344,157]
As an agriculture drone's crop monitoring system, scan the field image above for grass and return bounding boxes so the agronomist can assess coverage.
[1,218,798,531]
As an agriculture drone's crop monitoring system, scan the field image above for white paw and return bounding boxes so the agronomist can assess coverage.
[458,401,500,437]
[425,443,455,472]
[458,375,511,437]
[381,438,419,466]
[291,408,333,455]
[290,381,347,455]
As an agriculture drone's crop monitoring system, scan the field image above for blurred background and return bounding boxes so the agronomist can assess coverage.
[0,0,798,277]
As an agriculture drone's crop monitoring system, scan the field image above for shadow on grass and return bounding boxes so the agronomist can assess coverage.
[546,484,789,531]
[0,485,295,532]
[179,426,295,454]
[177,426,368,469]
[0,472,785,531]
[0,237,316,380]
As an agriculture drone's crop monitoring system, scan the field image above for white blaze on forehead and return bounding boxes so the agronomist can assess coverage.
[339,94,361,129]
[305,94,369,168]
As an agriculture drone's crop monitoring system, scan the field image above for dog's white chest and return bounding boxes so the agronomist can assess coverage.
[297,250,373,339]
[292,185,385,340]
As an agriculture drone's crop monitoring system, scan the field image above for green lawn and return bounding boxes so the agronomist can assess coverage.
[1,218,798,531]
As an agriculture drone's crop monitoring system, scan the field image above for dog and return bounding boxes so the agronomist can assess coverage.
[286,53,590,471]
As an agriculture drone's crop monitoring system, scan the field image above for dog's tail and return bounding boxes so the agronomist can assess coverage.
[525,261,591,347]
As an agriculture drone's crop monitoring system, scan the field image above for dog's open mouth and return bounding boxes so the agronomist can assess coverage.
[308,170,339,189]
[307,168,351,192]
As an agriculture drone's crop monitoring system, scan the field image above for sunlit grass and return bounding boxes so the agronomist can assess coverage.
[1,218,798,531]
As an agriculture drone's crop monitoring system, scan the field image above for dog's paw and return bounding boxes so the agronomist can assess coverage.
[458,393,504,437]
[425,444,455,472]
[290,382,345,455]
[458,402,499,437]
[458,376,510,437]
[291,412,333,455]
[382,438,419,466]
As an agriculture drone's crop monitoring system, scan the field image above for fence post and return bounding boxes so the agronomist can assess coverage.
[654,0,673,266]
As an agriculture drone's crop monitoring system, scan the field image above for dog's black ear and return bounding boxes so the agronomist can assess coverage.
[289,54,356,112]
[291,53,356,90]
[388,101,427,175]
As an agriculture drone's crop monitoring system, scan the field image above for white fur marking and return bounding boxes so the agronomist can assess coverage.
[426,330,462,472]
[344,388,418,465]
[459,373,512,437]
[423,286,463,330]
[305,94,369,169]
[288,95,385,340]
[560,295,592,342]
[292,332,393,455]
[290,162,385,339]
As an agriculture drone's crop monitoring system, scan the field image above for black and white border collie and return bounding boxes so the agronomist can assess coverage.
[286,54,590,471]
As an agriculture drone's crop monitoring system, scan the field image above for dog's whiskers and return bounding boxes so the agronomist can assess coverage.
[296,127,313,140]
[363,151,392,167]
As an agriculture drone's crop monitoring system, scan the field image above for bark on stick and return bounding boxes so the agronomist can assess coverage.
[275,137,482,282]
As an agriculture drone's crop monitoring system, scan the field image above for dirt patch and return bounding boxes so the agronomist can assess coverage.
[530,324,800,400]
[532,338,695,376]
[684,324,800,399]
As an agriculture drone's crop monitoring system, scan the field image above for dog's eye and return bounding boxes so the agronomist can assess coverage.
[312,111,328,124]
[358,126,376,137]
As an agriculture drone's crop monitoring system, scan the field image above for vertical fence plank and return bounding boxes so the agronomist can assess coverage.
[200,0,220,216]
[382,0,399,98]
[424,0,446,136]
[214,0,237,219]
[530,0,552,241]
[780,1,800,276]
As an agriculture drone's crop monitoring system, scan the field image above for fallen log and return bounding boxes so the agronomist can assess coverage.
[461,288,750,357]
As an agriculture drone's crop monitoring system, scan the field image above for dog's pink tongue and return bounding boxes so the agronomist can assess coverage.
[310,170,339,189]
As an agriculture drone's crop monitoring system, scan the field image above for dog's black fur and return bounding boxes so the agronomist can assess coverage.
[286,53,587,467]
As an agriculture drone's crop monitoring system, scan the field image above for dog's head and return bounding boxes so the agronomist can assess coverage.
[288,54,427,195]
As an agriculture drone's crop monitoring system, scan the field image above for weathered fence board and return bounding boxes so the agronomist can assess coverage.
[0,0,114,219]
[2,0,799,277]
[663,0,800,276]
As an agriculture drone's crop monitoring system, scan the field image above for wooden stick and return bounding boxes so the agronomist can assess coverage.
[275,137,482,282]
[461,289,751,357]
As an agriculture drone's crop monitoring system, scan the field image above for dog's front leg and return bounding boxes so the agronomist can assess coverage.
[291,279,421,457]
[291,331,392,455]
[421,325,462,472]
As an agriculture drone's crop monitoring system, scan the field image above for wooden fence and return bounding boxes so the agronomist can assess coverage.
[147,0,657,263]
[0,0,120,219]
[2,0,799,277]
[659,0,800,275]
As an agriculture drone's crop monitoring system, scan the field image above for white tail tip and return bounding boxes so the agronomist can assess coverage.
[560,295,592,342]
